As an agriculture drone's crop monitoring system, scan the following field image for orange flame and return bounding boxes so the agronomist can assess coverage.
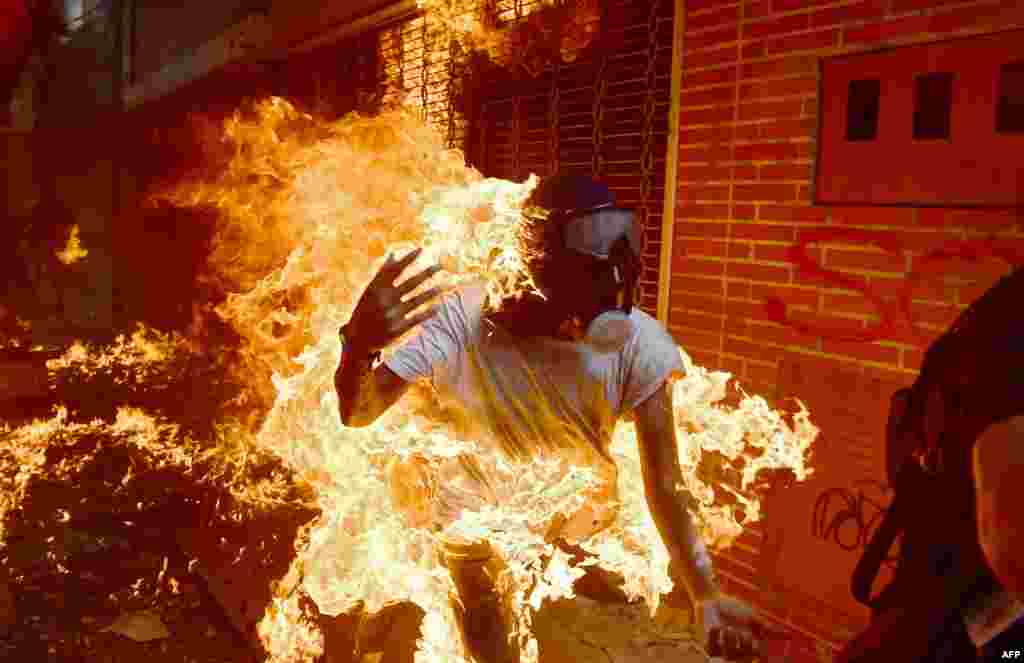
[148,94,820,663]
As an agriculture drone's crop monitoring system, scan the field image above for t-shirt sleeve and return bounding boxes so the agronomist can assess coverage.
[619,314,686,414]
[383,289,468,384]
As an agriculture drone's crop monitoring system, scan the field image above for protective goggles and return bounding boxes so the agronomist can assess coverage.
[560,205,642,262]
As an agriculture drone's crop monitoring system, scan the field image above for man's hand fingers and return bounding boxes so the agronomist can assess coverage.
[396,287,443,320]
[373,248,423,285]
[392,306,438,337]
[396,264,442,297]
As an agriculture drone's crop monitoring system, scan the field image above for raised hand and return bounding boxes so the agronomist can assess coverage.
[347,248,443,352]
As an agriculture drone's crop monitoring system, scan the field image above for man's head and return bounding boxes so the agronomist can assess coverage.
[487,174,642,338]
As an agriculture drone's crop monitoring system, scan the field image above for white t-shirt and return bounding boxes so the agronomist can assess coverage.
[384,281,685,537]
[385,281,685,461]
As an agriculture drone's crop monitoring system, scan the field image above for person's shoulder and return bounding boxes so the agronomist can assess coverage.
[628,307,674,343]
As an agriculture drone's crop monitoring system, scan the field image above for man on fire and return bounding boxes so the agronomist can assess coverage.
[335,174,765,662]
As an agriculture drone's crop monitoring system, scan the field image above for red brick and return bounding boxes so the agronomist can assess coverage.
[677,291,727,315]
[677,203,730,219]
[734,183,799,202]
[681,104,737,126]
[681,184,732,202]
[902,346,925,371]
[720,354,746,377]
[731,242,753,259]
[734,165,759,181]
[830,206,916,227]
[747,0,775,19]
[742,41,768,60]
[824,291,891,317]
[754,242,817,263]
[726,279,752,299]
[843,15,932,45]
[681,124,735,145]
[737,99,804,121]
[725,297,765,319]
[747,360,781,385]
[745,13,811,39]
[752,283,819,309]
[685,25,740,52]
[676,254,727,276]
[746,318,811,344]
[773,0,836,11]
[678,164,734,182]
[727,260,792,283]
[687,347,723,371]
[731,222,796,242]
[760,162,813,180]
[734,141,804,161]
[891,0,960,11]
[681,85,738,108]
[946,208,1020,233]
[676,220,729,239]
[684,66,738,87]
[679,309,727,333]
[734,117,815,141]
[810,0,887,28]
[685,45,740,69]
[759,204,829,223]
[741,55,818,80]
[765,28,841,55]
[929,1,1024,34]
[732,203,757,220]
[687,0,739,13]
[679,144,732,163]
[821,338,901,365]
[671,325,724,353]
[886,229,960,254]
[687,6,742,32]
[739,75,818,101]
[724,336,770,357]
[684,237,728,258]
[671,274,725,295]
[724,315,749,338]
[826,247,907,274]
[909,300,959,329]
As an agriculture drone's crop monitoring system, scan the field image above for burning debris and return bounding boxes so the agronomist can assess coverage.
[1,80,817,663]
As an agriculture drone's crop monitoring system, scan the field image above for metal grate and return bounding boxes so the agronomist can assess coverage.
[494,0,547,25]
[378,6,485,152]
[474,0,675,313]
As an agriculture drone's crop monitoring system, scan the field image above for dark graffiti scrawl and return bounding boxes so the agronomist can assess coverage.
[811,479,897,565]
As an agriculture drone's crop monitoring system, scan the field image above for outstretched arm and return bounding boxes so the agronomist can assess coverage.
[633,384,719,603]
[634,384,765,661]
[335,343,412,428]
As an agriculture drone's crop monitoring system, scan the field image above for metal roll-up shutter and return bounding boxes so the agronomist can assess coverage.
[377,5,484,153]
[472,0,676,314]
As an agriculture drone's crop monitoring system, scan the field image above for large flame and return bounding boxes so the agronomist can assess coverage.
[146,96,819,663]
[0,79,817,663]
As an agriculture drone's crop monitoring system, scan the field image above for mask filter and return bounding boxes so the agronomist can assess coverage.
[584,310,634,353]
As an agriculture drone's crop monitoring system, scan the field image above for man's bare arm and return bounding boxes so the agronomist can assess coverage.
[973,415,1024,597]
[335,342,412,428]
[633,383,719,603]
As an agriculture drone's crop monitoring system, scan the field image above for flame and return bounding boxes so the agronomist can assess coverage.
[149,95,820,663]
[0,97,818,663]
[416,0,601,74]
[56,224,88,265]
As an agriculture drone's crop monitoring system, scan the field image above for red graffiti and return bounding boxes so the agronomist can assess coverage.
[762,228,1024,346]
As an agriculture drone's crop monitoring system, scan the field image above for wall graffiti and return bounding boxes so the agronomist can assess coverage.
[762,227,1024,344]
[811,478,896,564]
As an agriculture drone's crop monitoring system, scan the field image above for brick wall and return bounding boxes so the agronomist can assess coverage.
[670,0,1024,660]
